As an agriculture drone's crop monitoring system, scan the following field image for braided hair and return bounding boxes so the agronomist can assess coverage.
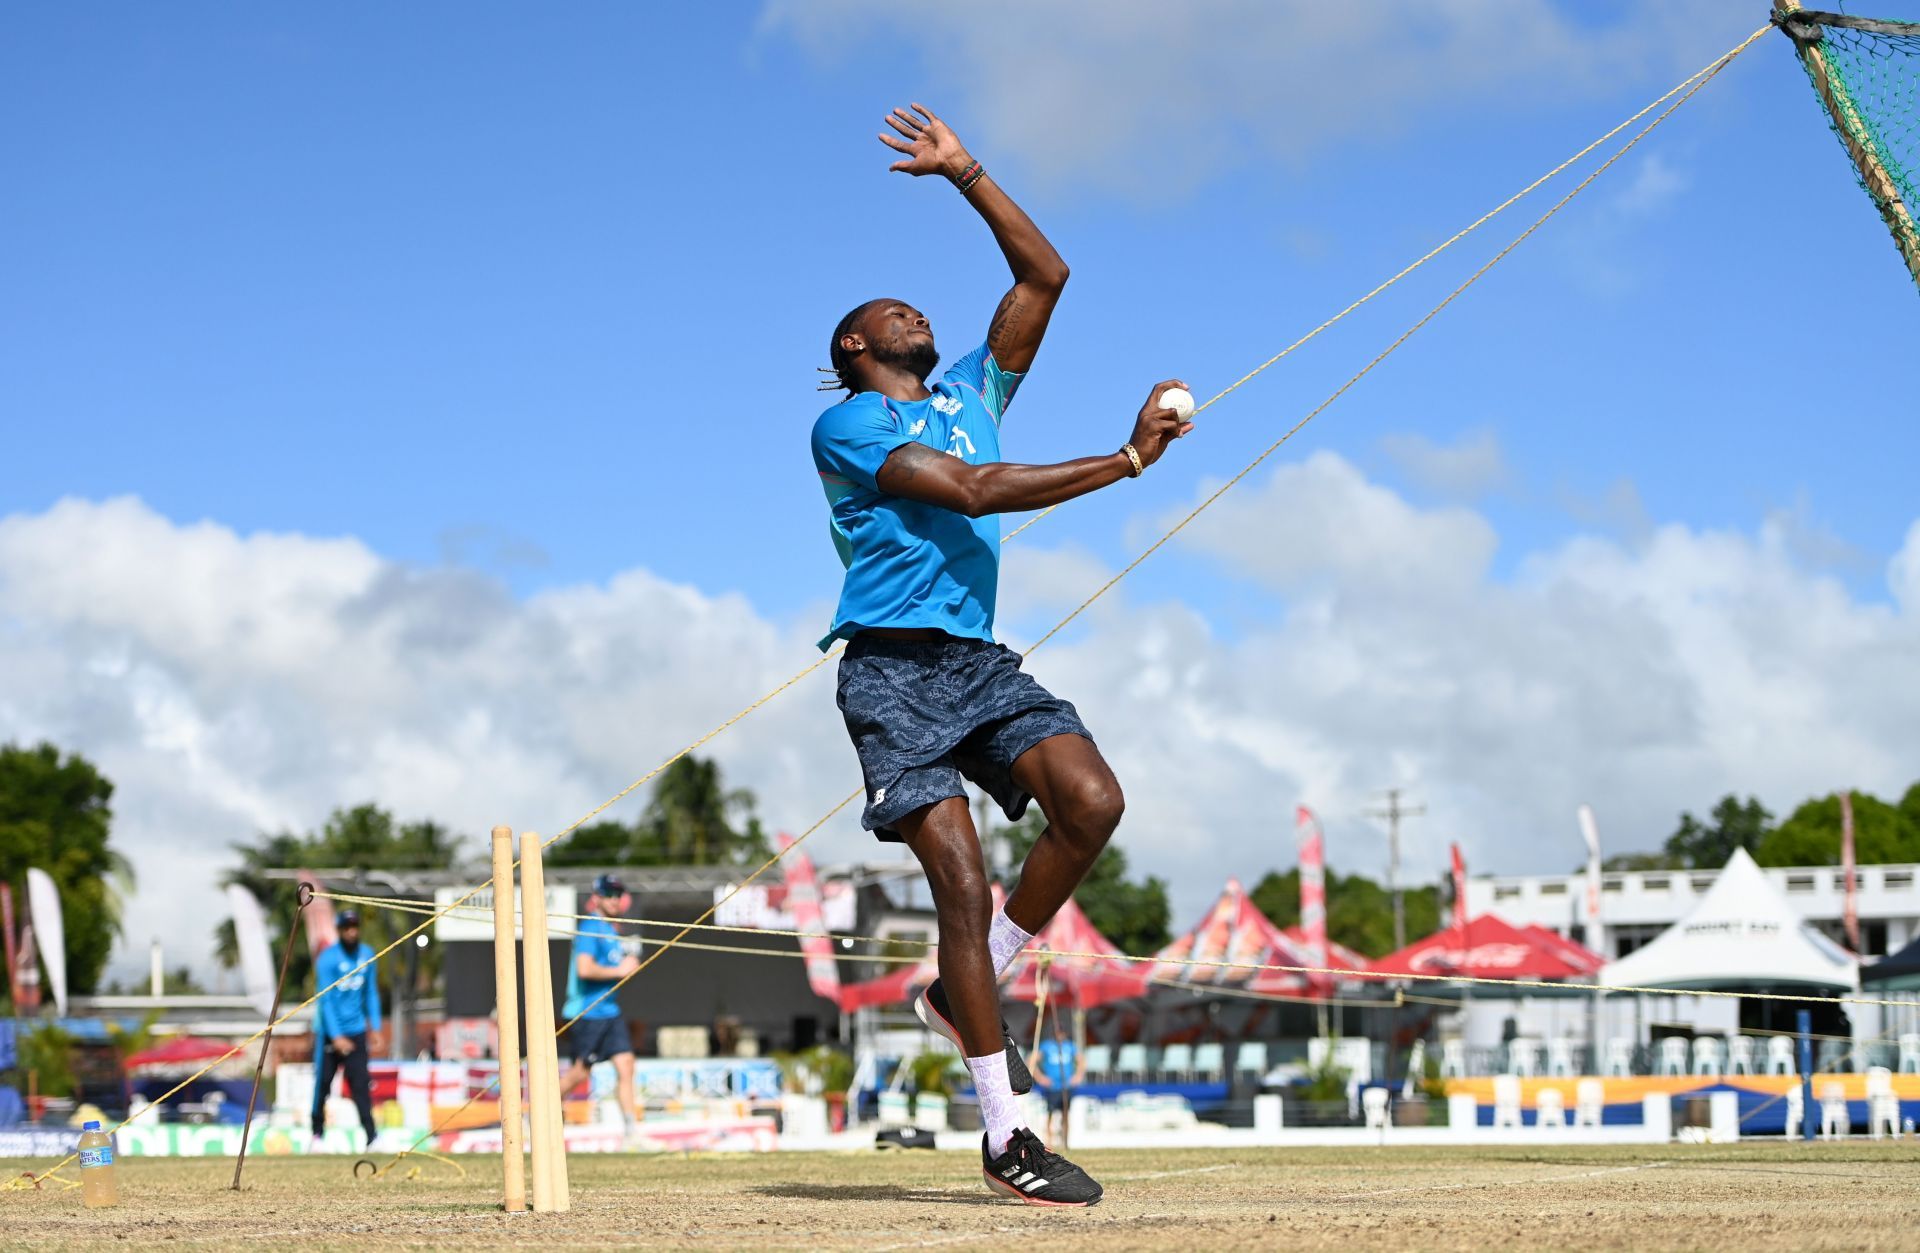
[817,298,891,395]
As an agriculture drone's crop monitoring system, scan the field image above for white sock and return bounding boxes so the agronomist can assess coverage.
[988,909,1035,978]
[967,1050,1021,1158]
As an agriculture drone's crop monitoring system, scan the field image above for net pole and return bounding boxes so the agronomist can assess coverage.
[1775,0,1920,289]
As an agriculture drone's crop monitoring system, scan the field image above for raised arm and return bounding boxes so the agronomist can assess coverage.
[880,103,1066,374]
[878,381,1193,518]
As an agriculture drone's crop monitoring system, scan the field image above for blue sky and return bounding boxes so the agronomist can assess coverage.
[4,3,1917,975]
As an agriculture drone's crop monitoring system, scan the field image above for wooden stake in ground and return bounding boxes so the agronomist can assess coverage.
[230,884,309,1191]
[491,827,527,1214]
[518,833,570,1213]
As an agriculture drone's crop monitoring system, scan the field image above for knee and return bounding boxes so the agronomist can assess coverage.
[1053,776,1125,850]
[923,841,992,912]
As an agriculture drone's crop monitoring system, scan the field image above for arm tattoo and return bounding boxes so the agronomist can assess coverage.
[885,441,939,482]
[987,289,1027,357]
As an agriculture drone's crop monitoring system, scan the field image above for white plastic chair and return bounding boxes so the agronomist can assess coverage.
[1898,1034,1920,1075]
[1507,1039,1540,1078]
[1574,1078,1605,1128]
[1440,1038,1467,1079]
[1691,1036,1724,1077]
[1656,1037,1690,1076]
[1726,1036,1756,1076]
[1765,1035,1796,1076]
[1819,1081,1850,1139]
[1191,1042,1225,1082]
[1784,1083,1803,1138]
[1604,1039,1635,1077]
[1492,1075,1523,1129]
[1546,1039,1576,1078]
[1866,1067,1901,1139]
[1362,1086,1390,1129]
[1536,1087,1566,1129]
[1233,1041,1267,1079]
[1114,1043,1150,1083]
[1083,1044,1112,1081]
[1158,1043,1194,1081]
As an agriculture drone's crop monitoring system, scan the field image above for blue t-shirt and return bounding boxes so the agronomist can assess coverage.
[563,916,628,1021]
[313,941,381,1042]
[1037,1037,1078,1088]
[811,342,1024,650]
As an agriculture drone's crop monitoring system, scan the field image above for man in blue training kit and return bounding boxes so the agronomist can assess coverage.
[558,874,642,1134]
[812,102,1192,1207]
[311,908,381,1147]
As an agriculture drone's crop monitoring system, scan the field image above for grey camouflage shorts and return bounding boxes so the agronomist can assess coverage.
[835,634,1093,840]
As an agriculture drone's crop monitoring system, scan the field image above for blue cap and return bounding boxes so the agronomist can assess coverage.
[84,1120,101,1131]
[592,874,627,898]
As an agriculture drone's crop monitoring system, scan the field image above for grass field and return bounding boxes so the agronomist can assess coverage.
[6,1143,1920,1249]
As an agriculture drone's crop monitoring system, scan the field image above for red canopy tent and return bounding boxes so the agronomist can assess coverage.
[1146,878,1334,998]
[1280,925,1372,979]
[1369,913,1591,982]
[1000,896,1145,1009]
[1521,924,1606,975]
[124,1036,235,1069]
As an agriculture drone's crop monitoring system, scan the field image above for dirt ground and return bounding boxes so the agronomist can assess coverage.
[5,1143,1919,1250]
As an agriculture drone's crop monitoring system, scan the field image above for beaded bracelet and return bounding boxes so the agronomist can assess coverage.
[954,160,985,193]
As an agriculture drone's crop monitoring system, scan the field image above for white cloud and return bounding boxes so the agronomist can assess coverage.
[4,475,1917,981]
[757,0,1760,201]
[1379,428,1511,500]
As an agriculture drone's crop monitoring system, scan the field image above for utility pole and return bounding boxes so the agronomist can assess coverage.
[1367,789,1427,951]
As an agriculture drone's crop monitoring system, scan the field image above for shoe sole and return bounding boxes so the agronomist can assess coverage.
[914,991,1033,1095]
[982,1169,1101,1207]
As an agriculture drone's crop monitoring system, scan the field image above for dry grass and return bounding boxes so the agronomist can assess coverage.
[5,1142,1920,1250]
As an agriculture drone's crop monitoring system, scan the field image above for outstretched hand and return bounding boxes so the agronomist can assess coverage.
[1129,380,1195,469]
[878,103,973,180]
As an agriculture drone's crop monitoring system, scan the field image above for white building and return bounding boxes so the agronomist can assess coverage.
[1464,862,1918,962]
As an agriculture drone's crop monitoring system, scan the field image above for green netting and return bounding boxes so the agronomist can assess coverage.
[1779,8,1920,286]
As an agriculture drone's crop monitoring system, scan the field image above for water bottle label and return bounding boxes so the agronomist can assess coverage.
[80,1146,114,1169]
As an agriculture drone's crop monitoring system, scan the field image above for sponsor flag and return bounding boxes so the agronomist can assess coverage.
[778,833,844,1008]
[298,870,338,956]
[1840,791,1860,951]
[226,884,277,1015]
[0,883,17,1006]
[1449,843,1468,935]
[25,869,66,1016]
[14,923,40,1012]
[1295,806,1329,992]
[1576,804,1604,957]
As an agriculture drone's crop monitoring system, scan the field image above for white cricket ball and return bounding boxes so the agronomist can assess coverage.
[1161,386,1195,421]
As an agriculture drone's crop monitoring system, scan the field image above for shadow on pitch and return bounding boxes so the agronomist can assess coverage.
[751,1182,1002,1206]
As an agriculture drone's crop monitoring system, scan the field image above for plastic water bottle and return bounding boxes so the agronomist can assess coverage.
[78,1120,118,1208]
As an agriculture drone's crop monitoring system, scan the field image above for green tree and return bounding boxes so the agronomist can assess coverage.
[220,804,469,1002]
[1756,790,1920,867]
[1662,795,1773,868]
[631,756,771,867]
[542,820,635,868]
[0,742,135,995]
[17,1022,78,1098]
[1249,867,1440,959]
[994,813,1171,955]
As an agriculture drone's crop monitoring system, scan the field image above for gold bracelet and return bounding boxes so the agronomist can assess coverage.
[1120,444,1143,477]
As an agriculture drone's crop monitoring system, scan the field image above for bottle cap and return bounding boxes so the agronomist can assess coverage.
[83,1120,101,1131]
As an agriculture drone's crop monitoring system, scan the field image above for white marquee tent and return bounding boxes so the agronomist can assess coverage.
[1600,849,1858,992]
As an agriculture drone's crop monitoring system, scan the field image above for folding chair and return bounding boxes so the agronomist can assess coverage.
[1492,1075,1523,1129]
[1867,1067,1901,1139]
[1819,1081,1850,1139]
[1574,1078,1605,1128]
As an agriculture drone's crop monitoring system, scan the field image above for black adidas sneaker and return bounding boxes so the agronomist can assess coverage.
[982,1128,1103,1207]
[914,978,1033,1094]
